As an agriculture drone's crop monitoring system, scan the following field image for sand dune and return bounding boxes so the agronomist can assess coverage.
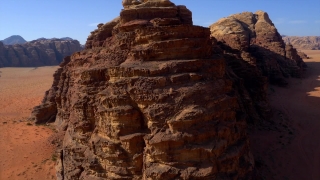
[0,66,59,180]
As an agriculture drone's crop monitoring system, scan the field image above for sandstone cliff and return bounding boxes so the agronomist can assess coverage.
[210,11,306,86]
[0,38,82,67]
[283,36,320,50]
[211,40,270,124]
[31,1,255,179]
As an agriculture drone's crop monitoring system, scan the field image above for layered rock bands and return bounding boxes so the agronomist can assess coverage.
[30,1,310,179]
[31,1,254,179]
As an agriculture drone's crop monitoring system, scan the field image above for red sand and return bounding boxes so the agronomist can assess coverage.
[250,50,320,179]
[0,66,58,180]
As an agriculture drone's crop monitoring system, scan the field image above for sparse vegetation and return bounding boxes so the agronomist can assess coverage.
[51,154,58,162]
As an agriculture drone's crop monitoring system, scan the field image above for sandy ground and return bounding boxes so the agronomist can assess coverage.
[0,66,59,180]
[250,50,320,180]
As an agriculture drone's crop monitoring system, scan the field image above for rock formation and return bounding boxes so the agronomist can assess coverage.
[31,1,255,179]
[1,35,27,45]
[211,39,270,124]
[210,11,306,86]
[283,36,320,50]
[297,51,309,59]
[285,44,307,68]
[0,38,82,67]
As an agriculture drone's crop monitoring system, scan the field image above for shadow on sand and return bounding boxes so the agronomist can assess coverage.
[250,60,320,180]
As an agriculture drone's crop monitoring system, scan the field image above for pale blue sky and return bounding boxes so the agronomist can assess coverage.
[1,0,319,44]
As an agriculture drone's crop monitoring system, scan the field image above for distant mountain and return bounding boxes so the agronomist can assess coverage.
[36,37,47,41]
[283,36,320,50]
[36,37,74,41]
[60,37,74,41]
[1,35,27,45]
[0,38,83,67]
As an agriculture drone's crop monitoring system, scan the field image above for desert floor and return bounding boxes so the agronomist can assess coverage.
[250,50,320,180]
[0,66,59,180]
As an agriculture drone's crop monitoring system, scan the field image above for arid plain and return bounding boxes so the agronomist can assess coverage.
[0,66,58,180]
[0,50,320,179]
[250,50,320,179]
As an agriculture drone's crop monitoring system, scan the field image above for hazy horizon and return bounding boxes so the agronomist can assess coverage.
[1,0,319,44]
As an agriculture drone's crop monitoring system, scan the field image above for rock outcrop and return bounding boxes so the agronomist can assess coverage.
[0,38,82,67]
[285,44,306,68]
[283,36,320,50]
[211,40,270,124]
[31,1,254,179]
[297,51,309,59]
[210,11,306,86]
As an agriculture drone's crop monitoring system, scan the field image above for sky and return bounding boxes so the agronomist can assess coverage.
[1,0,319,45]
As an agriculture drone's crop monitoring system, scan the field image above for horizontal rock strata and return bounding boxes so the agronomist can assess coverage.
[31,1,254,179]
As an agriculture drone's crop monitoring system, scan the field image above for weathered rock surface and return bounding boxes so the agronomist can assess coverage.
[297,51,310,59]
[283,36,320,50]
[210,11,306,86]
[285,44,306,70]
[0,38,82,67]
[31,1,254,179]
[211,40,270,124]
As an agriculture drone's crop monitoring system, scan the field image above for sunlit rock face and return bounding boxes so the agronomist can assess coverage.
[210,11,306,86]
[30,1,254,179]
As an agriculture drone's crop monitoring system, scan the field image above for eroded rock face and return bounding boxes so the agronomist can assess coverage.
[211,40,270,124]
[0,39,82,67]
[31,1,254,179]
[297,51,309,59]
[285,44,306,75]
[210,11,306,86]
